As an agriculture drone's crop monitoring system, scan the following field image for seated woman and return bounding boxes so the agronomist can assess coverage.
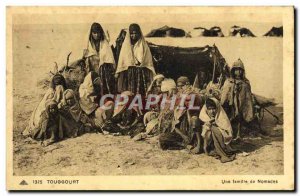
[58,89,94,136]
[157,79,187,150]
[143,74,165,135]
[157,76,203,152]
[146,74,165,96]
[79,71,114,131]
[199,98,236,163]
[29,100,62,146]
[83,22,116,96]
[173,76,205,154]
[23,74,66,137]
[79,71,100,115]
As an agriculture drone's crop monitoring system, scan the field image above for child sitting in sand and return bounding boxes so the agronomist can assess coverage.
[199,97,236,163]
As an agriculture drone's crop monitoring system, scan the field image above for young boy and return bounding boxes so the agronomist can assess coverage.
[220,59,254,140]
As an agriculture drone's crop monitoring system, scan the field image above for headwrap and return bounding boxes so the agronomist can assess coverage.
[44,100,58,119]
[177,76,190,85]
[161,79,176,93]
[129,23,142,34]
[146,74,165,95]
[116,26,156,75]
[51,74,67,89]
[232,58,244,70]
[62,89,82,122]
[205,81,221,100]
[153,74,165,81]
[230,58,245,79]
[84,23,116,69]
[89,23,105,42]
[199,97,233,144]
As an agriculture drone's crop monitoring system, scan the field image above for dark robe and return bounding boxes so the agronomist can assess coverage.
[86,55,116,96]
[31,111,62,142]
[102,107,144,137]
[59,106,85,137]
[117,66,153,96]
[204,125,236,163]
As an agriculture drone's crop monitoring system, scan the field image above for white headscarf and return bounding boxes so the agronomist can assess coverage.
[84,24,116,69]
[160,79,176,93]
[199,97,233,144]
[116,29,156,74]
[146,74,165,95]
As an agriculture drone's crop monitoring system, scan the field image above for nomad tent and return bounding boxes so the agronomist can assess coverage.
[191,26,224,37]
[145,25,186,37]
[264,26,283,37]
[229,26,256,37]
[148,42,228,88]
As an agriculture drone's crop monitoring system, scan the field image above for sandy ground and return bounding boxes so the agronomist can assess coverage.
[12,24,284,175]
[13,96,283,176]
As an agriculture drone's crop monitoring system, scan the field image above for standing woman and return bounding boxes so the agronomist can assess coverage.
[115,23,156,96]
[83,22,116,96]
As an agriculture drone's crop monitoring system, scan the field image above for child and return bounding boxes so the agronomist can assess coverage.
[199,98,236,163]
[32,100,62,146]
[220,59,254,139]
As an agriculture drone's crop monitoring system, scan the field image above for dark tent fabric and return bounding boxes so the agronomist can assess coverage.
[148,42,228,87]
[229,26,256,37]
[264,26,283,37]
[145,25,186,37]
[193,26,224,37]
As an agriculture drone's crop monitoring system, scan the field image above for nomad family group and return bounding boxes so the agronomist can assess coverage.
[23,22,259,163]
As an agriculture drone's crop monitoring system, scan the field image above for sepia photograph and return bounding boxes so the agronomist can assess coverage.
[6,6,294,190]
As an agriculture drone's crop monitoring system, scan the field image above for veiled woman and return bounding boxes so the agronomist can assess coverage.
[83,22,116,96]
[59,89,93,136]
[102,91,144,137]
[157,79,187,150]
[79,71,114,130]
[199,97,236,163]
[173,76,205,154]
[29,100,62,146]
[23,74,66,137]
[115,23,156,96]
[146,74,165,96]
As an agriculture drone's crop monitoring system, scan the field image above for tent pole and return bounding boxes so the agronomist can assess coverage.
[212,52,216,83]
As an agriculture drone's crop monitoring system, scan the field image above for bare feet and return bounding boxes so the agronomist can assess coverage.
[191,146,201,154]
[41,139,55,147]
